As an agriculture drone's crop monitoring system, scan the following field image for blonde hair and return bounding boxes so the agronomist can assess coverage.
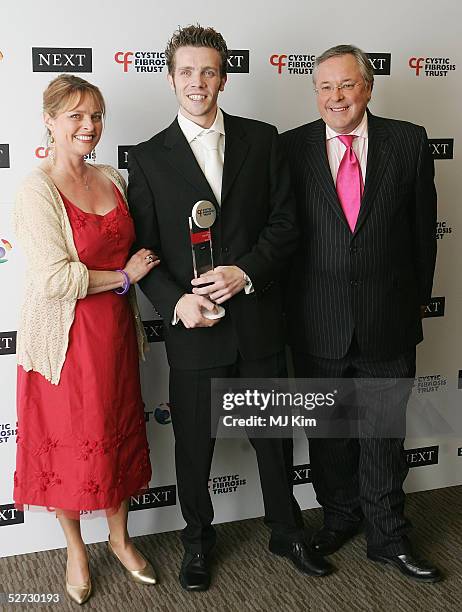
[43,74,105,137]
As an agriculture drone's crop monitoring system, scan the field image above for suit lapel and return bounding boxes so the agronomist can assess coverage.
[221,112,249,204]
[354,112,391,234]
[163,118,217,204]
[305,119,349,228]
[162,113,250,208]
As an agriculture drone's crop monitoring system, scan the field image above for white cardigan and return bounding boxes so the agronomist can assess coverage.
[14,164,147,385]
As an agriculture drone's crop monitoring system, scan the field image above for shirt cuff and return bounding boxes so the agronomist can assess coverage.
[171,296,185,325]
[243,272,254,294]
[171,308,179,325]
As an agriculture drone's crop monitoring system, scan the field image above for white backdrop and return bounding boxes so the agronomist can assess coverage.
[1,0,461,558]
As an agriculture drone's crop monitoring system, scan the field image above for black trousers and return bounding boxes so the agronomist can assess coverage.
[293,340,416,555]
[169,350,304,554]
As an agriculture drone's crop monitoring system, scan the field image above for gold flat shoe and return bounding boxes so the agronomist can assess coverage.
[108,537,157,585]
[65,569,92,605]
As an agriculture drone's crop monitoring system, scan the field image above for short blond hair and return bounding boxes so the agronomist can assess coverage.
[43,74,105,135]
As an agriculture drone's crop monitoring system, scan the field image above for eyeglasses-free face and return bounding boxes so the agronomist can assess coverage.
[314,53,372,134]
[168,46,227,129]
[44,94,103,162]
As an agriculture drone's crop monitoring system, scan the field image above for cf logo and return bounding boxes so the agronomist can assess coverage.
[409,57,425,76]
[197,208,213,217]
[35,147,50,158]
[115,51,134,72]
[270,54,287,74]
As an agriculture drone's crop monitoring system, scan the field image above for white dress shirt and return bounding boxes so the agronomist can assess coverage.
[325,112,368,184]
[177,108,226,174]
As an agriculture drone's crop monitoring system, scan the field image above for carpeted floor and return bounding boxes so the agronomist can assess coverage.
[1,486,461,612]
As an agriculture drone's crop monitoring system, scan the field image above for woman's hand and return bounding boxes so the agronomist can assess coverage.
[124,249,159,283]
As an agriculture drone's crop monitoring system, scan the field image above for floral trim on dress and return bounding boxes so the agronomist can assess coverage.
[36,469,62,492]
[34,436,59,456]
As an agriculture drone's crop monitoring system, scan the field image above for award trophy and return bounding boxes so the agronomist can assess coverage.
[189,200,225,320]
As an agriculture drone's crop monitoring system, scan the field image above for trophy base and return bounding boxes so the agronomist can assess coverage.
[202,305,226,320]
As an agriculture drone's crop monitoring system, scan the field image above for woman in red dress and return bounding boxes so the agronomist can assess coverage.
[13,75,159,604]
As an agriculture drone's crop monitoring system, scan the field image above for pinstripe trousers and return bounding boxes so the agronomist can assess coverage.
[293,339,416,555]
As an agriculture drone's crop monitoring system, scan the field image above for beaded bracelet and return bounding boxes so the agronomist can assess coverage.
[114,269,130,295]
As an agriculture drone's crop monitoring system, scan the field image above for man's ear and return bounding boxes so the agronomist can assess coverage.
[167,73,175,92]
[219,74,227,92]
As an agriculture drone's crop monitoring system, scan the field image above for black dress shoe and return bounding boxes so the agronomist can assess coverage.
[269,539,333,576]
[179,552,211,591]
[367,552,442,583]
[311,527,358,556]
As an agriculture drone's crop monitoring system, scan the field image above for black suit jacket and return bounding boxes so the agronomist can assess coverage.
[280,112,437,360]
[128,112,298,369]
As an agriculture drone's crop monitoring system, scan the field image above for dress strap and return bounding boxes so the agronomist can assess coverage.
[112,183,130,216]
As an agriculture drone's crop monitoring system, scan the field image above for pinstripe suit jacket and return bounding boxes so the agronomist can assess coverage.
[280,112,437,360]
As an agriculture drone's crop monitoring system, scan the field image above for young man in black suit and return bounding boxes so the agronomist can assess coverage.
[281,44,441,582]
[128,25,331,591]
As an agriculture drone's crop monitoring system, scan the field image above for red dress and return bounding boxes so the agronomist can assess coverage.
[14,185,151,517]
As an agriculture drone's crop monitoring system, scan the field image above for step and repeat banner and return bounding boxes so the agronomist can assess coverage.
[1,0,461,557]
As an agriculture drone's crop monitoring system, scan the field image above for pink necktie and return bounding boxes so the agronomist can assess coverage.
[336,135,363,232]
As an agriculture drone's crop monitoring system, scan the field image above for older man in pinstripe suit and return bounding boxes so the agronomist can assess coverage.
[281,45,441,582]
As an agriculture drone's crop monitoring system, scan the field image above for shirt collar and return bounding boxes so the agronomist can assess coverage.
[177,107,225,143]
[325,112,368,142]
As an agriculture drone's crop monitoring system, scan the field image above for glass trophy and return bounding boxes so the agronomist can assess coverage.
[189,200,225,319]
